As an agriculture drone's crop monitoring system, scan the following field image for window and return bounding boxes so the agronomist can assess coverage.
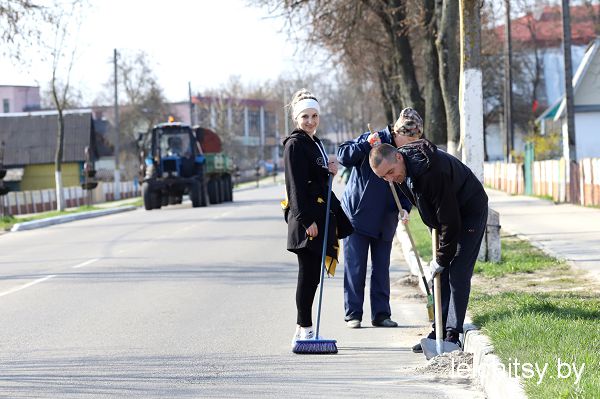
[3,99,9,113]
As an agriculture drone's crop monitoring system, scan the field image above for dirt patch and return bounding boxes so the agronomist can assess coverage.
[473,266,600,296]
[396,274,419,286]
[417,351,474,378]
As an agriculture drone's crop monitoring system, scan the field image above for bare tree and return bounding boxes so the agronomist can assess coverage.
[0,0,53,59]
[47,0,86,211]
[97,51,172,179]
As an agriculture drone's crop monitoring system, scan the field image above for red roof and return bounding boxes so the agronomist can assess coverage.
[495,4,599,48]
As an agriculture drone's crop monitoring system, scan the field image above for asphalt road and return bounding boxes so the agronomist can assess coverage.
[0,181,484,398]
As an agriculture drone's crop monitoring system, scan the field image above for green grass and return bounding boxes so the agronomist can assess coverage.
[408,211,563,278]
[470,292,600,398]
[1,205,101,231]
[406,210,599,397]
[407,213,433,262]
[474,236,565,278]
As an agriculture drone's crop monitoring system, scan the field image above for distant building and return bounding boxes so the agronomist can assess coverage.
[486,4,599,161]
[0,110,98,190]
[0,85,41,113]
[538,39,600,160]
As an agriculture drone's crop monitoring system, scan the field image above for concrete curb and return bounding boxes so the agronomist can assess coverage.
[10,206,138,232]
[395,223,528,399]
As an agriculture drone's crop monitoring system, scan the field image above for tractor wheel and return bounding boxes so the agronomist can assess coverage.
[208,178,221,204]
[224,174,233,202]
[142,182,155,210]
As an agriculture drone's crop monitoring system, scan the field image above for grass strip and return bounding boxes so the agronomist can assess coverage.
[406,210,599,397]
[1,205,101,231]
[469,291,600,398]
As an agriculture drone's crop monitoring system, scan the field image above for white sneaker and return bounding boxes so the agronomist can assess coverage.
[291,325,301,348]
[300,326,315,340]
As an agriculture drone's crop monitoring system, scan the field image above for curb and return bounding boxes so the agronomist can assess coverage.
[395,224,528,399]
[10,206,138,232]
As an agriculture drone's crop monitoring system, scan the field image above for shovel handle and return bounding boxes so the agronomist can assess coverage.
[432,229,443,355]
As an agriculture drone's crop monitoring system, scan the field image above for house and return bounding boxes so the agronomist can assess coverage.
[538,38,600,161]
[486,4,598,160]
[0,85,41,114]
[0,110,98,191]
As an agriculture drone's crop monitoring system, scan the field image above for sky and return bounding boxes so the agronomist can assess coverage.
[1,0,304,102]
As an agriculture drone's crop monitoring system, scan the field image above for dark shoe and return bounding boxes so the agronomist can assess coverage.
[444,330,462,348]
[372,318,398,327]
[412,330,436,353]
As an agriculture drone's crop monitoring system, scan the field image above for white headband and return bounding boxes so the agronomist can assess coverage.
[293,98,320,119]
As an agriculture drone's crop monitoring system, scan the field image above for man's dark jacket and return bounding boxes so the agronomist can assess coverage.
[338,126,412,241]
[283,129,353,255]
[398,139,488,268]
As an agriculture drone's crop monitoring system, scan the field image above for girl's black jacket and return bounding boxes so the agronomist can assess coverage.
[283,129,353,255]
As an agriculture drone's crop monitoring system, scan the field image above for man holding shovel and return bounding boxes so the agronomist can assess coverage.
[369,139,488,353]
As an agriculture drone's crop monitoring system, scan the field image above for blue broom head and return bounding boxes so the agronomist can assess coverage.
[292,339,338,354]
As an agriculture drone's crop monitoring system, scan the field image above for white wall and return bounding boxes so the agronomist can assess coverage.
[575,112,600,159]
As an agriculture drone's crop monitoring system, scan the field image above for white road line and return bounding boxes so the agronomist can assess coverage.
[72,258,100,269]
[0,275,56,298]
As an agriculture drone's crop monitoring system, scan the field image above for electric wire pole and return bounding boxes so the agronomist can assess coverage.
[113,49,121,200]
[504,0,515,162]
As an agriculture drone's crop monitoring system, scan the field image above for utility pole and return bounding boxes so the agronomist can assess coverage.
[188,81,195,126]
[459,0,484,182]
[504,0,515,162]
[561,0,577,163]
[113,49,121,201]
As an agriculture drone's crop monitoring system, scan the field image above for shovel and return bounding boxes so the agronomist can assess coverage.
[420,229,461,360]
[387,182,434,322]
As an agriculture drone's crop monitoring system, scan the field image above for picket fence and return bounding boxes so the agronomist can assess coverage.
[484,157,600,206]
[1,181,140,216]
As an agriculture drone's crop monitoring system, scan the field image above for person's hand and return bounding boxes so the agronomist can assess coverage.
[399,209,410,225]
[306,222,318,238]
[428,259,445,283]
[328,161,338,176]
[367,132,381,147]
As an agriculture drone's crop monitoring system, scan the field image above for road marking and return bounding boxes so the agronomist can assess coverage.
[0,275,56,298]
[72,258,100,269]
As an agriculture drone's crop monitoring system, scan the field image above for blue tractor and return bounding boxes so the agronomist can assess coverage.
[140,121,207,210]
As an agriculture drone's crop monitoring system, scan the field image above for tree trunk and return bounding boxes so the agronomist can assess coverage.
[436,0,460,155]
[54,108,65,211]
[369,0,424,119]
[423,0,447,145]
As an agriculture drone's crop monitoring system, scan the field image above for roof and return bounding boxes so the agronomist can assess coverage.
[0,110,97,167]
[495,4,599,48]
[554,39,600,121]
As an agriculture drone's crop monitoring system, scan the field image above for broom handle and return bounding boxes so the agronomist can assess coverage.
[432,229,443,355]
[315,173,333,339]
[387,182,432,296]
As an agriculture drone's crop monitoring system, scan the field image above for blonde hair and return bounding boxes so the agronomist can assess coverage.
[287,88,318,119]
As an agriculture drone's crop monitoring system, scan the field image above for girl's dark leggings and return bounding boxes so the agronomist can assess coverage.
[296,249,321,327]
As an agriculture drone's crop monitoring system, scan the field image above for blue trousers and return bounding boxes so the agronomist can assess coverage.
[343,232,392,323]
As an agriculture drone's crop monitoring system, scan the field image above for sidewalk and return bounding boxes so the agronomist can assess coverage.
[486,188,600,282]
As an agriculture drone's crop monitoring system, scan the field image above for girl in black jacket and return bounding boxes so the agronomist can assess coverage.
[283,89,352,349]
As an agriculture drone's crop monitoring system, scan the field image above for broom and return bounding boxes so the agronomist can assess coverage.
[387,182,434,322]
[292,173,338,354]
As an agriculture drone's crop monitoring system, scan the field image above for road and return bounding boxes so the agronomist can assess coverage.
[0,181,484,398]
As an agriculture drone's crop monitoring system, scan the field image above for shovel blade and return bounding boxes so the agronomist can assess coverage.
[420,338,461,360]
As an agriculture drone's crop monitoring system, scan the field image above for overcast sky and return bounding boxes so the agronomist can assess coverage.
[1,0,305,102]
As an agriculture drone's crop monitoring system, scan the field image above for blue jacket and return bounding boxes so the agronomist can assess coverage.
[337,126,412,241]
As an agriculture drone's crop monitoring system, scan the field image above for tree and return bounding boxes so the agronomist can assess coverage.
[97,50,172,179]
[47,0,86,211]
[0,0,54,59]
